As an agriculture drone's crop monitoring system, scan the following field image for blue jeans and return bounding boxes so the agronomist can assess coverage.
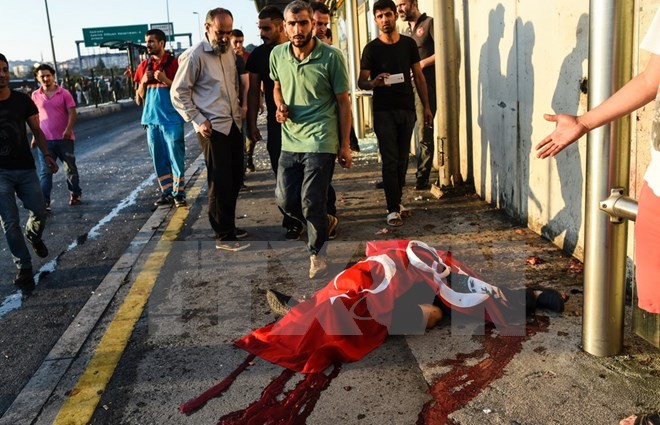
[374,109,416,213]
[146,124,186,197]
[276,151,335,255]
[37,139,82,203]
[0,169,47,270]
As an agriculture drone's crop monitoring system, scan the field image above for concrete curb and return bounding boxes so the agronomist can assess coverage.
[76,99,137,122]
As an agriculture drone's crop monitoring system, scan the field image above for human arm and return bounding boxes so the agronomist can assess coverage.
[247,72,263,142]
[27,115,58,173]
[411,62,433,126]
[536,53,660,158]
[419,53,435,71]
[357,69,389,90]
[62,107,77,140]
[273,81,288,123]
[170,51,211,136]
[336,91,352,169]
[239,72,249,120]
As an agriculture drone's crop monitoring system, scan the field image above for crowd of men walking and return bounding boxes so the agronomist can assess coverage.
[0,0,442,288]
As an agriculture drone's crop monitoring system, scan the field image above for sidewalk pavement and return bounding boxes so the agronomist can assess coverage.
[3,133,659,425]
[76,99,136,121]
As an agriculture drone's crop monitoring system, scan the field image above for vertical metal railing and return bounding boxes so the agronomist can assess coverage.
[582,0,634,357]
[434,0,462,187]
[345,0,363,138]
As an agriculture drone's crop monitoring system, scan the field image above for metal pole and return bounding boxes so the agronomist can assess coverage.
[76,41,84,73]
[165,0,172,51]
[434,0,462,188]
[367,0,379,40]
[345,0,362,138]
[193,12,202,43]
[583,0,634,357]
[44,0,58,77]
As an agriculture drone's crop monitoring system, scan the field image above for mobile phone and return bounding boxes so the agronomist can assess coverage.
[383,73,404,85]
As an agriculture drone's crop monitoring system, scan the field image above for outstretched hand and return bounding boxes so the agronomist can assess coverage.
[535,113,589,159]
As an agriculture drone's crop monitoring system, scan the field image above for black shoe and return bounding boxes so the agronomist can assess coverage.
[45,200,52,212]
[533,287,566,313]
[69,194,82,205]
[246,163,256,172]
[13,268,35,294]
[415,181,431,190]
[235,228,248,239]
[375,181,384,189]
[239,184,248,192]
[328,214,338,240]
[154,193,174,206]
[26,236,48,258]
[285,226,303,241]
[174,195,187,207]
[266,289,299,316]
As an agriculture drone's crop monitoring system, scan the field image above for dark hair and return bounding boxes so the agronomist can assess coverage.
[34,63,56,77]
[310,1,330,15]
[0,53,7,64]
[258,5,284,21]
[373,0,396,15]
[284,0,313,18]
[231,29,244,38]
[206,7,233,24]
[145,28,166,42]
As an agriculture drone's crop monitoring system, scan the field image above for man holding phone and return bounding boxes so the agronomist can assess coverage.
[358,0,431,227]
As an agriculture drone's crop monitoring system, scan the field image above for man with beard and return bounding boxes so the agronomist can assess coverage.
[358,0,432,228]
[0,53,58,294]
[396,0,437,190]
[245,6,304,240]
[271,0,352,278]
[171,8,249,252]
[134,28,187,208]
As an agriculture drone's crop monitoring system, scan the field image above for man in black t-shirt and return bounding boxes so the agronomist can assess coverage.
[0,53,59,293]
[246,6,304,240]
[396,0,437,190]
[358,0,432,228]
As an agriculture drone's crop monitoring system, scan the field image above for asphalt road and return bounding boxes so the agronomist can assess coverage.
[0,105,201,416]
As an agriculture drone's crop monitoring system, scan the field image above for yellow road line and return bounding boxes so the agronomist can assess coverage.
[53,178,203,425]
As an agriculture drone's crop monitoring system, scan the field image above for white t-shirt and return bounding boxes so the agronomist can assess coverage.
[641,8,660,196]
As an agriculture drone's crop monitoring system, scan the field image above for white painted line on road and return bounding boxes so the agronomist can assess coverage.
[0,173,157,321]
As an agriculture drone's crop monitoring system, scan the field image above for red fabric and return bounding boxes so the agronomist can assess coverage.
[635,182,660,313]
[235,240,512,373]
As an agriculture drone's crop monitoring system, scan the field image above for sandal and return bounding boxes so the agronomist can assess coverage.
[386,211,403,227]
[399,204,412,218]
[620,414,660,425]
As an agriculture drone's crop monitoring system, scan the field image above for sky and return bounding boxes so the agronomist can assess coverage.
[0,0,261,63]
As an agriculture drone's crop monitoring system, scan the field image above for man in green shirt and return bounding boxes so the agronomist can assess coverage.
[271,0,352,278]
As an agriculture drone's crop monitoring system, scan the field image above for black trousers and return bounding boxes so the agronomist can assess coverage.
[198,124,244,237]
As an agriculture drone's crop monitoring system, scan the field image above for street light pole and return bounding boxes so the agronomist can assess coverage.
[44,0,59,77]
[165,0,172,51]
[193,12,202,42]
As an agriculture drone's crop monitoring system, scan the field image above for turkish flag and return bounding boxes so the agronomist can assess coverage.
[234,240,513,373]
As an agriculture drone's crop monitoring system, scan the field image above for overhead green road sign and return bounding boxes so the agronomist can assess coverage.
[82,25,149,47]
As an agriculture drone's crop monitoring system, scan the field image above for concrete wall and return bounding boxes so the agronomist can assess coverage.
[448,0,657,260]
[334,0,656,261]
